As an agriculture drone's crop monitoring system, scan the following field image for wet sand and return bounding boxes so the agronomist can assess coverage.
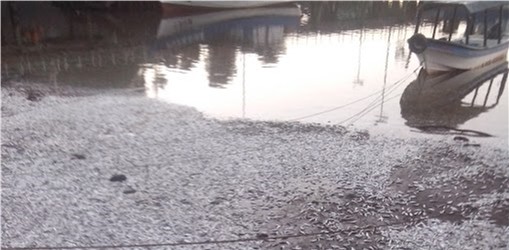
[2,83,508,249]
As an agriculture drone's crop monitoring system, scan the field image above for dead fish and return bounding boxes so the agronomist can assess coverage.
[454,136,469,142]
[256,233,269,239]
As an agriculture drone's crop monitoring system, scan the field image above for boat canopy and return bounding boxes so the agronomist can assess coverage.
[419,1,509,21]
[410,1,509,49]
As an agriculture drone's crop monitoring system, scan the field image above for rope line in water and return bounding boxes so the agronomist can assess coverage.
[288,66,421,122]
[288,90,383,121]
[344,93,403,125]
[343,73,414,125]
[336,68,419,125]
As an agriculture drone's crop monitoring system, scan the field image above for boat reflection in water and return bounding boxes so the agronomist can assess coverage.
[150,4,301,89]
[400,61,508,136]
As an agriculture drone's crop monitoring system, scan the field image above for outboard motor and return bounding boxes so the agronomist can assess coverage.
[408,33,428,54]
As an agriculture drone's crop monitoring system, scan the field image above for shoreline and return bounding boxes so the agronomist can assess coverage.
[2,83,508,249]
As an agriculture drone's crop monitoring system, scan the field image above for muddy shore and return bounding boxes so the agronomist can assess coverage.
[2,83,508,249]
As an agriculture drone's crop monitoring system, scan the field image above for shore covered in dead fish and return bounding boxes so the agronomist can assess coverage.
[2,83,508,250]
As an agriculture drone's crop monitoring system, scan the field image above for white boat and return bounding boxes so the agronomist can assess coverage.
[155,5,301,48]
[161,1,291,9]
[408,1,509,74]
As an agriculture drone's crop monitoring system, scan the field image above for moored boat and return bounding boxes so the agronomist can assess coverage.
[160,1,293,15]
[408,1,509,74]
[161,1,291,9]
[154,5,301,50]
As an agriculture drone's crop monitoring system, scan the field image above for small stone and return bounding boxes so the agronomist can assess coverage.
[71,153,86,160]
[180,199,192,205]
[210,199,222,205]
[256,233,269,239]
[26,89,43,101]
[110,174,127,182]
[123,188,136,194]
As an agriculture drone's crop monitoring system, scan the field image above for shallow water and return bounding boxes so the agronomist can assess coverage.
[1,2,507,141]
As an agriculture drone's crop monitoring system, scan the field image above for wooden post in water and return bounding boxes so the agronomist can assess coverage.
[49,60,58,87]
[18,62,24,75]
[3,63,9,77]
[123,51,129,64]
[63,57,69,71]
[112,31,118,44]
[97,51,103,67]
[42,58,47,71]
[56,58,61,71]
[92,52,96,67]
[77,56,82,68]
[26,57,32,74]
[87,13,93,42]
[111,52,116,65]
[8,2,22,46]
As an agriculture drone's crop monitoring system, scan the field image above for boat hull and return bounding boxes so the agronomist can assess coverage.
[154,5,301,50]
[416,39,509,74]
[161,1,290,9]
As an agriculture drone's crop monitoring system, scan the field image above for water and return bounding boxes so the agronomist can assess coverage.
[2,2,507,141]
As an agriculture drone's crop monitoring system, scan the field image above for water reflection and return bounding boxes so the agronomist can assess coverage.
[153,5,300,88]
[1,2,507,139]
[141,3,422,129]
[400,61,508,135]
[302,1,417,31]
[1,2,159,88]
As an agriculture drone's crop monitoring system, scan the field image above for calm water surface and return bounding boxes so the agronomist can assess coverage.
[2,2,507,141]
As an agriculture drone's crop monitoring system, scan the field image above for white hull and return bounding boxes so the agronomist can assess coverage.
[417,46,509,74]
[161,1,290,9]
[157,6,300,38]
